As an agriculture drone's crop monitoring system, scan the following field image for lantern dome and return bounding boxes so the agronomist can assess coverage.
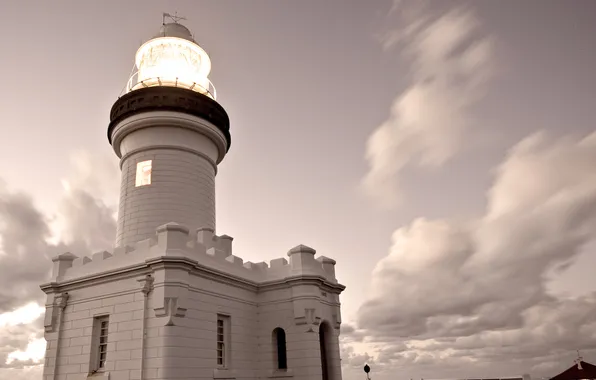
[153,22,195,42]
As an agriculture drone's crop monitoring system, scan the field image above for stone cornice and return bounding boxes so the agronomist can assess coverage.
[145,256,259,292]
[40,263,152,293]
[41,256,345,296]
[258,275,346,293]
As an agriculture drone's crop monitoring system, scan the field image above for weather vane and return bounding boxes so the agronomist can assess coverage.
[163,12,186,25]
[575,350,583,369]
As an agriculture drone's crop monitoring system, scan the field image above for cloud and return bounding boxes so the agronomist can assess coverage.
[54,189,117,253]
[6,337,46,366]
[0,186,60,313]
[0,365,43,380]
[0,173,117,313]
[1,306,47,368]
[341,345,377,370]
[362,4,494,208]
[60,150,120,207]
[353,131,596,377]
[0,311,44,369]
[52,149,119,248]
[0,303,44,328]
[0,151,118,369]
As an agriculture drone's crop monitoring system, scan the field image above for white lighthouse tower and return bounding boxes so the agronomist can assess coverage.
[41,16,345,380]
[109,19,229,247]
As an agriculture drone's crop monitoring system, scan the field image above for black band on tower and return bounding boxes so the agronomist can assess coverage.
[107,86,231,151]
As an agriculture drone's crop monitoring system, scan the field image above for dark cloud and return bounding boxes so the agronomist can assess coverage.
[57,189,117,253]
[0,153,118,368]
[340,323,356,335]
[0,185,116,314]
[0,188,55,312]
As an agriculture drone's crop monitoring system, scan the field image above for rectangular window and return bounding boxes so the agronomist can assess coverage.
[90,316,109,372]
[98,319,109,368]
[135,160,152,187]
[216,315,230,368]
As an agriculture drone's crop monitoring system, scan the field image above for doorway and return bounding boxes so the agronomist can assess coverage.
[319,322,331,380]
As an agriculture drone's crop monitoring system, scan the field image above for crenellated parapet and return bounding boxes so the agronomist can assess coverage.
[51,222,339,286]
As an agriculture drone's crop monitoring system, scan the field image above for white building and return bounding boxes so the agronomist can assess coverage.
[40,18,345,380]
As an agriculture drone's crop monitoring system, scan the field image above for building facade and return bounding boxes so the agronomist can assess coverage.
[40,19,345,380]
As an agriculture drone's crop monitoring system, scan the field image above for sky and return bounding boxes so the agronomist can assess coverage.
[0,0,595,379]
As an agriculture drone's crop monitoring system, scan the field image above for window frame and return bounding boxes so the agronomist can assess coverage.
[135,160,153,187]
[90,315,110,373]
[216,314,231,368]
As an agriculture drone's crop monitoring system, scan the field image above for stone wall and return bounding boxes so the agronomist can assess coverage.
[41,223,344,380]
[42,276,151,380]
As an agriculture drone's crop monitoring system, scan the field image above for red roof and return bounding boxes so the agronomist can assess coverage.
[551,361,596,380]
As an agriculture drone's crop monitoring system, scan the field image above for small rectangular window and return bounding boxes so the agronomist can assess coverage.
[135,160,152,187]
[91,316,109,372]
[216,315,230,368]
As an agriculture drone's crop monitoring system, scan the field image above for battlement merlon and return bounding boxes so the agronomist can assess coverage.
[316,256,337,280]
[46,222,341,286]
[287,244,337,281]
[51,252,77,281]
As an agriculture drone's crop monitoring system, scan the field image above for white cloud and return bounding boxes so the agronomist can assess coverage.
[353,4,596,376]
[0,303,44,328]
[0,313,44,370]
[362,5,494,208]
[6,337,45,365]
[0,303,46,368]
[352,131,596,377]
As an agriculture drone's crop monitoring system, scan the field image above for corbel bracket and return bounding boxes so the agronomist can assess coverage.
[295,307,321,333]
[154,297,187,326]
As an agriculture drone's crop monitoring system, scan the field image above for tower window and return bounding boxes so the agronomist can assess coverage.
[216,314,230,368]
[135,160,152,187]
[90,316,109,372]
[272,328,288,370]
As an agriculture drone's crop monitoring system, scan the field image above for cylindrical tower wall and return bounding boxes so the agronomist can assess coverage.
[110,111,228,247]
[116,146,216,247]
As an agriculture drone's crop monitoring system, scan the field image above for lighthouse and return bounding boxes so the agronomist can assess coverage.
[41,16,345,380]
[108,20,230,247]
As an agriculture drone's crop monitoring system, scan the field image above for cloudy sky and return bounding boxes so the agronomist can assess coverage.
[0,0,595,379]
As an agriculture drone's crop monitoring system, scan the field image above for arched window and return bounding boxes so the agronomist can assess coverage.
[272,327,287,370]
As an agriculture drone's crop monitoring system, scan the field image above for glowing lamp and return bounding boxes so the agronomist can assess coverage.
[126,22,216,99]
